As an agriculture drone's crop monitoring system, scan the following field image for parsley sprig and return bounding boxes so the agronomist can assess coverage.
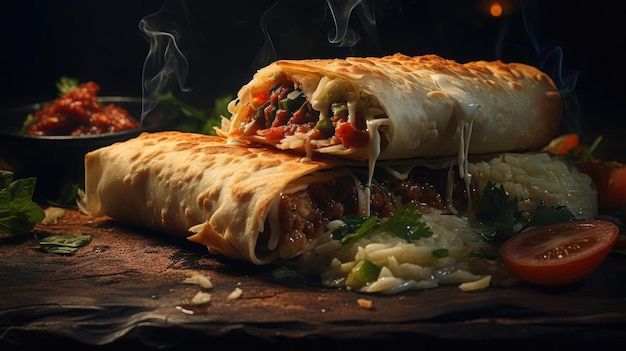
[470,181,575,246]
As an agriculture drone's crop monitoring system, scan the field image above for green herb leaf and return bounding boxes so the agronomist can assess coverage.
[567,134,603,163]
[470,182,519,245]
[339,216,378,244]
[331,215,371,241]
[154,91,232,135]
[56,76,79,96]
[519,201,575,232]
[332,205,433,244]
[375,204,433,242]
[36,234,91,255]
[0,170,45,235]
[471,181,575,246]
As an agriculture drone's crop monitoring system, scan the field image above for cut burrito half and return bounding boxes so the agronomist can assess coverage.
[218,53,562,167]
[79,131,596,270]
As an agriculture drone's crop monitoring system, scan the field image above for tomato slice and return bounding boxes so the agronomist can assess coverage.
[499,220,618,286]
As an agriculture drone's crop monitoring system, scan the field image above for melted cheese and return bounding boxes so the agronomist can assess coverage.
[298,73,480,220]
[432,74,478,209]
[308,76,390,216]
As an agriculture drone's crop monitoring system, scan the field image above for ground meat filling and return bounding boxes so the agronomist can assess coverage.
[256,166,475,260]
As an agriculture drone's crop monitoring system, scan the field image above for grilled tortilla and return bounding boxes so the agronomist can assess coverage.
[81,131,358,264]
[80,131,596,267]
[219,53,562,165]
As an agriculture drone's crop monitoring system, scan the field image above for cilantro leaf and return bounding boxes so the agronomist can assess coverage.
[375,204,433,242]
[0,170,45,235]
[470,182,519,245]
[332,205,433,244]
[519,201,575,232]
[471,181,575,246]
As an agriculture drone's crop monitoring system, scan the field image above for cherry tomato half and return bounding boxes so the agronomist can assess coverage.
[500,220,618,286]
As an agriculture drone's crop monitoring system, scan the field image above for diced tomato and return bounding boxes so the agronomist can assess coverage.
[251,91,269,108]
[258,126,287,140]
[575,160,626,210]
[335,122,368,149]
[500,220,618,286]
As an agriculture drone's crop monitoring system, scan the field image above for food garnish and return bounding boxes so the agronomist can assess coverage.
[35,233,91,255]
[154,91,231,135]
[346,259,381,289]
[470,181,575,247]
[182,274,214,289]
[332,204,433,244]
[499,220,618,286]
[543,133,626,209]
[227,287,243,301]
[0,170,45,236]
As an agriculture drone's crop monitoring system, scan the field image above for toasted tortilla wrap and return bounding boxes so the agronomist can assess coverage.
[81,131,362,264]
[80,131,596,267]
[219,53,562,164]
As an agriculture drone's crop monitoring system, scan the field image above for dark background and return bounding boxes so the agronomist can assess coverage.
[1,0,623,140]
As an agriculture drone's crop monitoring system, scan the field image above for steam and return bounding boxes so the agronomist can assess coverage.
[492,0,581,135]
[137,0,579,134]
[326,0,377,47]
[255,0,379,67]
[519,1,581,135]
[139,1,190,123]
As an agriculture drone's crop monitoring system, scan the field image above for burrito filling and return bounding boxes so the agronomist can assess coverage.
[230,72,388,159]
[257,165,472,260]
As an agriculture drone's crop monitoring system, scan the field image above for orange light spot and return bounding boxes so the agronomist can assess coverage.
[490,2,503,17]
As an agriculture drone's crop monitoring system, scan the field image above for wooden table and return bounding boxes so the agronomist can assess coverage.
[1,209,625,350]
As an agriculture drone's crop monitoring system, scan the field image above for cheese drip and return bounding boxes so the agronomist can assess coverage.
[308,76,390,216]
[432,74,478,208]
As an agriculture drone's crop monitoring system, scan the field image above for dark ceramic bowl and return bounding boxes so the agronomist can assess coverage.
[0,96,180,204]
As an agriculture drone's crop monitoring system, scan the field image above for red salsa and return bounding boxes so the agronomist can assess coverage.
[25,81,141,136]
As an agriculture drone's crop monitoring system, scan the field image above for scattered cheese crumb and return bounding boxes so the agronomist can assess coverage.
[182,274,213,289]
[227,287,243,301]
[191,291,212,305]
[41,207,65,225]
[458,275,492,292]
[356,298,373,309]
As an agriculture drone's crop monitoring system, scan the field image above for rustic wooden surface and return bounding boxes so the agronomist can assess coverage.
[1,209,625,350]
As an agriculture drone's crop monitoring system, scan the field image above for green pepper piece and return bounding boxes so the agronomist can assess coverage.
[331,102,348,116]
[346,259,381,289]
[278,89,305,112]
[314,116,334,138]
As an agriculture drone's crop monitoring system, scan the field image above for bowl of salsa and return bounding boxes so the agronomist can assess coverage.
[0,81,181,205]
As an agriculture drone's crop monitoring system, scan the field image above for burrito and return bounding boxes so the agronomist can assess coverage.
[80,131,596,269]
[219,53,562,165]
